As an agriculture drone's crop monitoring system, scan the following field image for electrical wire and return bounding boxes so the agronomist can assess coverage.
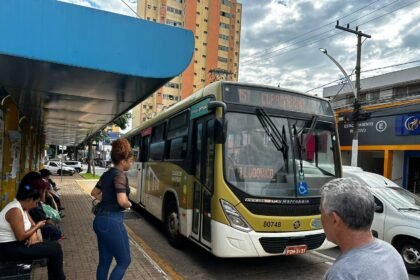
[306,59,420,94]
[240,0,382,64]
[240,0,420,66]
[119,0,139,17]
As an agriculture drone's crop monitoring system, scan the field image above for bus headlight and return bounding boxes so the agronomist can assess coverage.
[220,199,252,232]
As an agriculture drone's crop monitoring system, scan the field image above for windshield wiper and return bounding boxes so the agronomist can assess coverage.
[256,108,289,172]
[293,116,319,179]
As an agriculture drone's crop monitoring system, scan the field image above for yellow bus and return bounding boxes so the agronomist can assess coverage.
[125,81,341,257]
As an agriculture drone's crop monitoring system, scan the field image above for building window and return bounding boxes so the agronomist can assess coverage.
[166,19,183,27]
[167,6,183,15]
[220,23,230,29]
[220,11,231,18]
[221,0,231,7]
[219,34,229,40]
[218,45,229,51]
[165,82,180,89]
[218,56,228,63]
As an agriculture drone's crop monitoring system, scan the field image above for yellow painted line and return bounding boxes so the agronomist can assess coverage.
[125,226,184,280]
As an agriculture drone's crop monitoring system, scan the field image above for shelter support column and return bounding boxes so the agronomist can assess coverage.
[19,117,30,179]
[1,96,20,208]
[383,149,393,179]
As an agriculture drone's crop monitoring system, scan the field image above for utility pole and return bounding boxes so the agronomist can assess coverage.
[335,21,371,167]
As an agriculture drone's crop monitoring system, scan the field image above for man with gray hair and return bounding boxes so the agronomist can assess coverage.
[321,177,408,279]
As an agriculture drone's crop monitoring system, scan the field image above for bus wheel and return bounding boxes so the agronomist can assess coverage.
[165,201,183,247]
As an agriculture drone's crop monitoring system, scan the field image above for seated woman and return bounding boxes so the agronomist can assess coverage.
[39,169,64,212]
[0,171,66,280]
[28,180,62,241]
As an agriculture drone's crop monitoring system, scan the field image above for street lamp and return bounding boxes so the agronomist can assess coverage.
[319,48,359,167]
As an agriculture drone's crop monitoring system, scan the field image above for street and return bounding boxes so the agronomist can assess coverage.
[124,206,420,280]
[80,163,107,177]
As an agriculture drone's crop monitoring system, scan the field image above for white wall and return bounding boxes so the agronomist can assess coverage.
[391,151,404,186]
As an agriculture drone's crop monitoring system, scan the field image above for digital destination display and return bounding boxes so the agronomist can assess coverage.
[222,84,333,116]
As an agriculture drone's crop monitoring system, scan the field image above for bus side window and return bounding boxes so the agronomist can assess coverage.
[149,123,165,161]
[166,111,189,160]
[140,135,150,162]
[132,135,141,161]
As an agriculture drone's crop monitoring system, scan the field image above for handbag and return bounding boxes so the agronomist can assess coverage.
[41,203,61,223]
[91,199,101,215]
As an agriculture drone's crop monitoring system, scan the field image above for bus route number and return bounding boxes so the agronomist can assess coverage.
[263,221,281,228]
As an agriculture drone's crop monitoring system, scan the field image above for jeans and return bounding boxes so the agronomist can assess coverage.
[0,240,65,280]
[93,211,131,280]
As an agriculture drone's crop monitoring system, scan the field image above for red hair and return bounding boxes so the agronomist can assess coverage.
[111,138,133,165]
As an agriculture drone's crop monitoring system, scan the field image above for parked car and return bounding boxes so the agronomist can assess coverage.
[44,161,76,176]
[63,160,83,173]
[343,166,420,275]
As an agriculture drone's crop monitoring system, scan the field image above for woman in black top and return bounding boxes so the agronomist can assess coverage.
[91,138,133,280]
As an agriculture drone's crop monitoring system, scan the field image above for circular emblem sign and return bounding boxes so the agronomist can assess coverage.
[293,220,301,230]
[375,120,387,133]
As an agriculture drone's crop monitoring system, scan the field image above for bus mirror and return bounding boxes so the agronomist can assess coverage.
[214,118,227,144]
[208,101,226,113]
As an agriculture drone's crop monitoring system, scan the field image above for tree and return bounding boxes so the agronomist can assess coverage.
[85,112,131,174]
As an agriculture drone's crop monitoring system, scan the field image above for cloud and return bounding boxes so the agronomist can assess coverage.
[239,0,420,95]
[60,0,420,96]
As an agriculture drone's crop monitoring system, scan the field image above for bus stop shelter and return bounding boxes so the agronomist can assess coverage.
[0,0,194,206]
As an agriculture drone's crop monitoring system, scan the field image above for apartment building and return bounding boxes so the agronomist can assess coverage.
[323,66,420,192]
[132,0,242,128]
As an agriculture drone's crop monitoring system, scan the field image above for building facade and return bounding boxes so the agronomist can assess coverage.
[323,66,420,192]
[132,0,242,128]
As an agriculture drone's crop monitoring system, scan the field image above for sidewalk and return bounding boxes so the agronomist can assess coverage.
[33,175,168,280]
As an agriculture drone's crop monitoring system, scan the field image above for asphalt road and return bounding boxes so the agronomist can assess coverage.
[124,206,420,280]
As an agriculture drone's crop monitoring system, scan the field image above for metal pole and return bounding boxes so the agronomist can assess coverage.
[60,145,63,182]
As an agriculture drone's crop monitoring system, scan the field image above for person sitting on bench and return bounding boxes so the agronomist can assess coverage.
[0,171,66,280]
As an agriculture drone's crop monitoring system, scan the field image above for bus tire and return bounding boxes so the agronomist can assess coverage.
[165,200,183,248]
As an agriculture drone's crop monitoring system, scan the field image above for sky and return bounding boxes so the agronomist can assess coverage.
[60,0,420,97]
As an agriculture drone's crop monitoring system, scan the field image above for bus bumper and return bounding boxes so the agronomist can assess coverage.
[211,220,334,257]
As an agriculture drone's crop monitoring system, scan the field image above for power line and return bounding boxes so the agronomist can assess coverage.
[119,0,139,17]
[240,0,419,66]
[240,0,382,64]
[359,0,420,27]
[306,59,420,93]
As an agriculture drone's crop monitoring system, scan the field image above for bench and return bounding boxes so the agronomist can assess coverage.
[0,259,47,280]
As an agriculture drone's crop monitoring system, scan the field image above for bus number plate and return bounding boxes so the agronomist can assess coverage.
[284,245,307,255]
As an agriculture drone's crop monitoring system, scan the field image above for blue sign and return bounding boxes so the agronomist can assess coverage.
[297,181,308,195]
[395,114,420,136]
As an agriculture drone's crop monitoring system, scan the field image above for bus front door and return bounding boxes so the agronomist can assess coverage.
[191,116,215,248]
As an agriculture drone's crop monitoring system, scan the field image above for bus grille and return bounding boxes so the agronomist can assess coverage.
[259,233,326,254]
[243,202,320,216]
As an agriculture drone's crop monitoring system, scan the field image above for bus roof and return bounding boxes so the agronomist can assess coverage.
[124,81,331,138]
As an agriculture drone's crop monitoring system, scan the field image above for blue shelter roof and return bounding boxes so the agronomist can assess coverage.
[0,0,194,145]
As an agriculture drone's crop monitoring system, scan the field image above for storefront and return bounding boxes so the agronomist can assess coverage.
[323,66,420,192]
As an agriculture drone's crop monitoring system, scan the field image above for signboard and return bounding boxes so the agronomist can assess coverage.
[395,114,420,135]
[338,113,420,146]
[222,84,333,116]
[190,99,210,120]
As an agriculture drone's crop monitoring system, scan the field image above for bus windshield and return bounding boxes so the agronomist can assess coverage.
[224,112,337,198]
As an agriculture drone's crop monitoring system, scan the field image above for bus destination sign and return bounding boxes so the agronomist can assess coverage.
[223,85,333,116]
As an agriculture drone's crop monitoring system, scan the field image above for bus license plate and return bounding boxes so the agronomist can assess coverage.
[284,245,307,255]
